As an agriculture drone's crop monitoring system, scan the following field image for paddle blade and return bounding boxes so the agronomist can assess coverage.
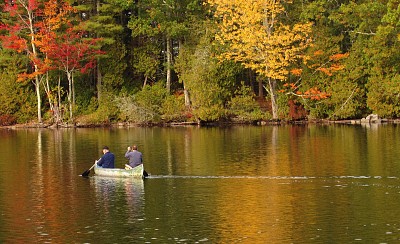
[81,169,91,177]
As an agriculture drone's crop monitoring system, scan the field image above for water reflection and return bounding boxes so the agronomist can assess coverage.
[92,176,145,212]
[1,125,400,243]
[90,177,146,237]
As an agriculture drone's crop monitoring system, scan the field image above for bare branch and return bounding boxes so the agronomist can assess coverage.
[343,30,376,36]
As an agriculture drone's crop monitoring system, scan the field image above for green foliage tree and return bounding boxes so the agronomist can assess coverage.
[128,0,204,93]
[175,31,242,122]
[294,0,382,119]
[72,0,130,101]
[0,50,36,123]
[365,0,400,117]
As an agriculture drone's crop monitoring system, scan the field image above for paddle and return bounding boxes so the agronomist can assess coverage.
[81,161,97,177]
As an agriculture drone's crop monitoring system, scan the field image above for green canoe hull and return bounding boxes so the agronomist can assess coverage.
[94,164,144,178]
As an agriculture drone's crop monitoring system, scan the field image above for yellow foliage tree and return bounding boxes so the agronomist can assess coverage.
[207,0,312,119]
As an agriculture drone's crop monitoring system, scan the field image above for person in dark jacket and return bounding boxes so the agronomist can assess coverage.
[125,145,143,169]
[96,146,115,168]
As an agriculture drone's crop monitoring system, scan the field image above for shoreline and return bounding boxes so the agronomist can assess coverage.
[2,118,400,129]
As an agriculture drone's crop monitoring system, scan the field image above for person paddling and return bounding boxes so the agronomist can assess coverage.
[96,146,115,168]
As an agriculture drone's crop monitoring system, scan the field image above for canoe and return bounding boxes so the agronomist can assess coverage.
[94,164,145,178]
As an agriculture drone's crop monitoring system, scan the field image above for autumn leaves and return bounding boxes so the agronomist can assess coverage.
[208,0,314,119]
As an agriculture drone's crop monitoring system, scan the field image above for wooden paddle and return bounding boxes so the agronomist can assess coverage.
[81,161,97,177]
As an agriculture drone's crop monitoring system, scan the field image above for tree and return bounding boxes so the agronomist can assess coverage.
[207,0,312,119]
[73,0,128,101]
[129,0,204,94]
[365,0,400,117]
[175,29,243,122]
[0,49,36,123]
[34,0,75,123]
[321,0,395,118]
[0,0,45,123]
[46,27,104,121]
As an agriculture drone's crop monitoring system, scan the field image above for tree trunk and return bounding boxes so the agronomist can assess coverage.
[72,73,75,107]
[96,0,102,102]
[268,77,278,120]
[72,73,75,122]
[166,37,172,94]
[44,72,59,124]
[258,76,264,97]
[178,40,190,106]
[183,81,191,107]
[97,66,102,101]
[28,13,42,123]
[34,76,42,123]
[143,75,148,89]
[49,75,61,124]
[58,76,62,122]
[67,72,73,121]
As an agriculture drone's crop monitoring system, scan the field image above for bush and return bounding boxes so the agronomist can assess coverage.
[228,84,266,122]
[76,92,119,125]
[0,114,17,126]
[135,82,167,115]
[161,93,187,122]
[115,82,167,123]
[115,95,157,123]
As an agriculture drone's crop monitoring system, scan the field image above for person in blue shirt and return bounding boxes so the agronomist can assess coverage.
[96,146,115,168]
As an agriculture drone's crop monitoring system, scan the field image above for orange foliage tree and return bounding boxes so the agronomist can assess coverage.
[280,52,349,101]
[34,0,75,123]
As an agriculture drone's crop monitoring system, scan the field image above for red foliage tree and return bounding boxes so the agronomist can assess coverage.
[0,0,44,123]
[1,0,103,123]
[46,26,104,121]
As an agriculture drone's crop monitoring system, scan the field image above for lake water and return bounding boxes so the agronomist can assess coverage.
[1,124,400,243]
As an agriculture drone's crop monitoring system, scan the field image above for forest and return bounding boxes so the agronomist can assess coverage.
[0,0,399,126]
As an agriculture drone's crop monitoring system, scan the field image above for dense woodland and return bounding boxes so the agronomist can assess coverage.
[0,0,400,126]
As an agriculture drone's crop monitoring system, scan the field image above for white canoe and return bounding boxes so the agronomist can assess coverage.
[94,164,145,178]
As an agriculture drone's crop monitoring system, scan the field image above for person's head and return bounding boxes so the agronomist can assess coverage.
[132,145,138,150]
[102,146,110,154]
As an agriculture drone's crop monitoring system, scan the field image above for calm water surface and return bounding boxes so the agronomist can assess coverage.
[1,124,400,243]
